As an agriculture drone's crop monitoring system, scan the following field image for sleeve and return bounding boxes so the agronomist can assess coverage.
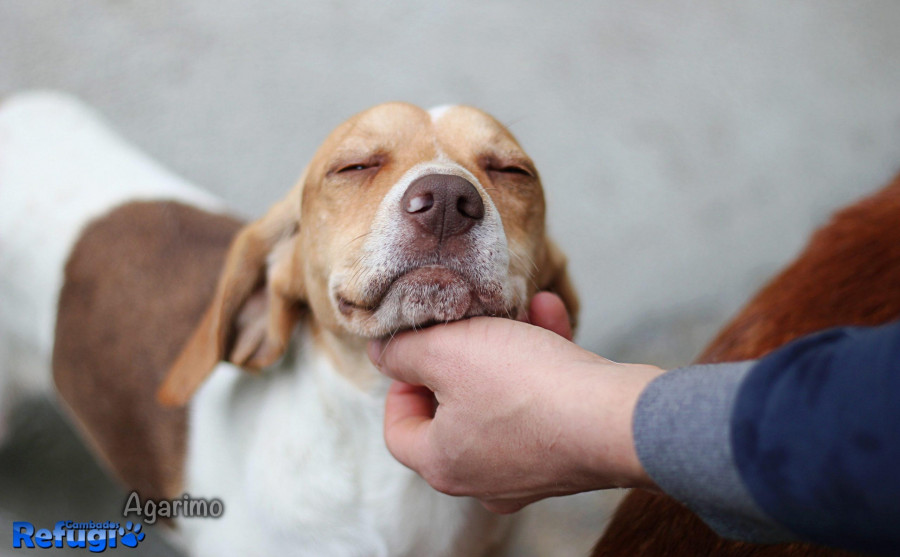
[731,320,900,555]
[633,319,900,556]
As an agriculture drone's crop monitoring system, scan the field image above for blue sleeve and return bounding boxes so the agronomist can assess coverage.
[732,319,900,555]
[633,319,900,555]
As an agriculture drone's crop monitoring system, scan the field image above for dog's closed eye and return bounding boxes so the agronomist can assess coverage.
[488,165,533,177]
[338,163,377,173]
[329,155,386,177]
[480,154,536,179]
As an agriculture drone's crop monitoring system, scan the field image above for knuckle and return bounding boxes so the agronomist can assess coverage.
[422,461,462,496]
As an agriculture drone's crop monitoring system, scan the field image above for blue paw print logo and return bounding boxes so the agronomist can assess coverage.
[118,522,145,548]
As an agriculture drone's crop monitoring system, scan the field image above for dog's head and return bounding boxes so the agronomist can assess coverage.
[158,103,577,405]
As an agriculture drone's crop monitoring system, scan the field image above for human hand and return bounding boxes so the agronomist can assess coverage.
[367,292,663,514]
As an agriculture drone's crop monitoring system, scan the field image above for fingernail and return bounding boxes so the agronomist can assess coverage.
[367,339,384,366]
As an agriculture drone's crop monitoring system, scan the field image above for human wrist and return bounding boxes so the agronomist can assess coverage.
[566,359,664,491]
[619,364,666,489]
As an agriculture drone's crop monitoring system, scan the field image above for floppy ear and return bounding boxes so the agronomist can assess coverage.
[157,185,306,406]
[536,238,580,332]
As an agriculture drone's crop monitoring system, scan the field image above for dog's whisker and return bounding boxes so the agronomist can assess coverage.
[510,250,539,274]
[344,231,372,248]
[377,327,405,364]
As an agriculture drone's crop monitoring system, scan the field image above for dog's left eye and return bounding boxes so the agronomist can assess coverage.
[486,163,535,179]
[490,166,532,177]
[481,155,535,179]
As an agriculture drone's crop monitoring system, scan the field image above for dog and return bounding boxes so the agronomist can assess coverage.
[592,175,900,555]
[0,93,578,556]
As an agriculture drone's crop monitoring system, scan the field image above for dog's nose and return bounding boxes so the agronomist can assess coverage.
[401,174,485,239]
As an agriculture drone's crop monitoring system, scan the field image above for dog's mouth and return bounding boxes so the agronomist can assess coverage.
[335,264,514,334]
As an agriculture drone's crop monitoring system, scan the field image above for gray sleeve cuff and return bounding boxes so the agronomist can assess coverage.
[633,362,797,543]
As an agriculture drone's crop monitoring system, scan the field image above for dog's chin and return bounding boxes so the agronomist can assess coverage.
[336,265,513,337]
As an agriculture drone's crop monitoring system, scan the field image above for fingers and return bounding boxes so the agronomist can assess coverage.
[368,319,482,389]
[383,380,435,472]
[367,292,571,386]
[528,291,574,340]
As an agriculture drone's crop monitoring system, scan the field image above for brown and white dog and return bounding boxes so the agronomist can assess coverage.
[0,93,577,556]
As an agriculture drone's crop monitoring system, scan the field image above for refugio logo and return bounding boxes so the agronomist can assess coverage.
[12,520,145,552]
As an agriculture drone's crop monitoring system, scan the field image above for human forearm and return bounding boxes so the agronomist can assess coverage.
[632,361,796,543]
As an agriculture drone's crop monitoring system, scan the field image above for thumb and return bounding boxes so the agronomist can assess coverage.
[528,292,574,340]
[383,380,436,472]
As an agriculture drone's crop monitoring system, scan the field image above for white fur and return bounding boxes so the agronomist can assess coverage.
[182,329,508,556]
[428,104,456,123]
[0,91,224,424]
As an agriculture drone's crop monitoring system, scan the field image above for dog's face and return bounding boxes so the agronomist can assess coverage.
[302,103,552,336]
[158,103,577,405]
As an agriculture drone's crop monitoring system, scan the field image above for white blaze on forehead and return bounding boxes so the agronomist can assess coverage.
[428,104,457,123]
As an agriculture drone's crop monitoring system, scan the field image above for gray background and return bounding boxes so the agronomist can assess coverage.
[2,1,900,555]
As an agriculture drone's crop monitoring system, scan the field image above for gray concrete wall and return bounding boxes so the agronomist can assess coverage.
[4,1,900,363]
[2,2,900,555]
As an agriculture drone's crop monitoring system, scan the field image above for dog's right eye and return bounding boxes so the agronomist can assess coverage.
[330,158,384,176]
[327,153,387,179]
[338,164,373,173]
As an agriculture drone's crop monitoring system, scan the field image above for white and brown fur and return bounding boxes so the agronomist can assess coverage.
[0,93,577,556]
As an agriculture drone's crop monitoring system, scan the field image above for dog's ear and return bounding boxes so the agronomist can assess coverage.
[536,238,579,331]
[157,185,306,406]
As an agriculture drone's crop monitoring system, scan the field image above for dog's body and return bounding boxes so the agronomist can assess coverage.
[0,92,226,443]
[0,93,577,556]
